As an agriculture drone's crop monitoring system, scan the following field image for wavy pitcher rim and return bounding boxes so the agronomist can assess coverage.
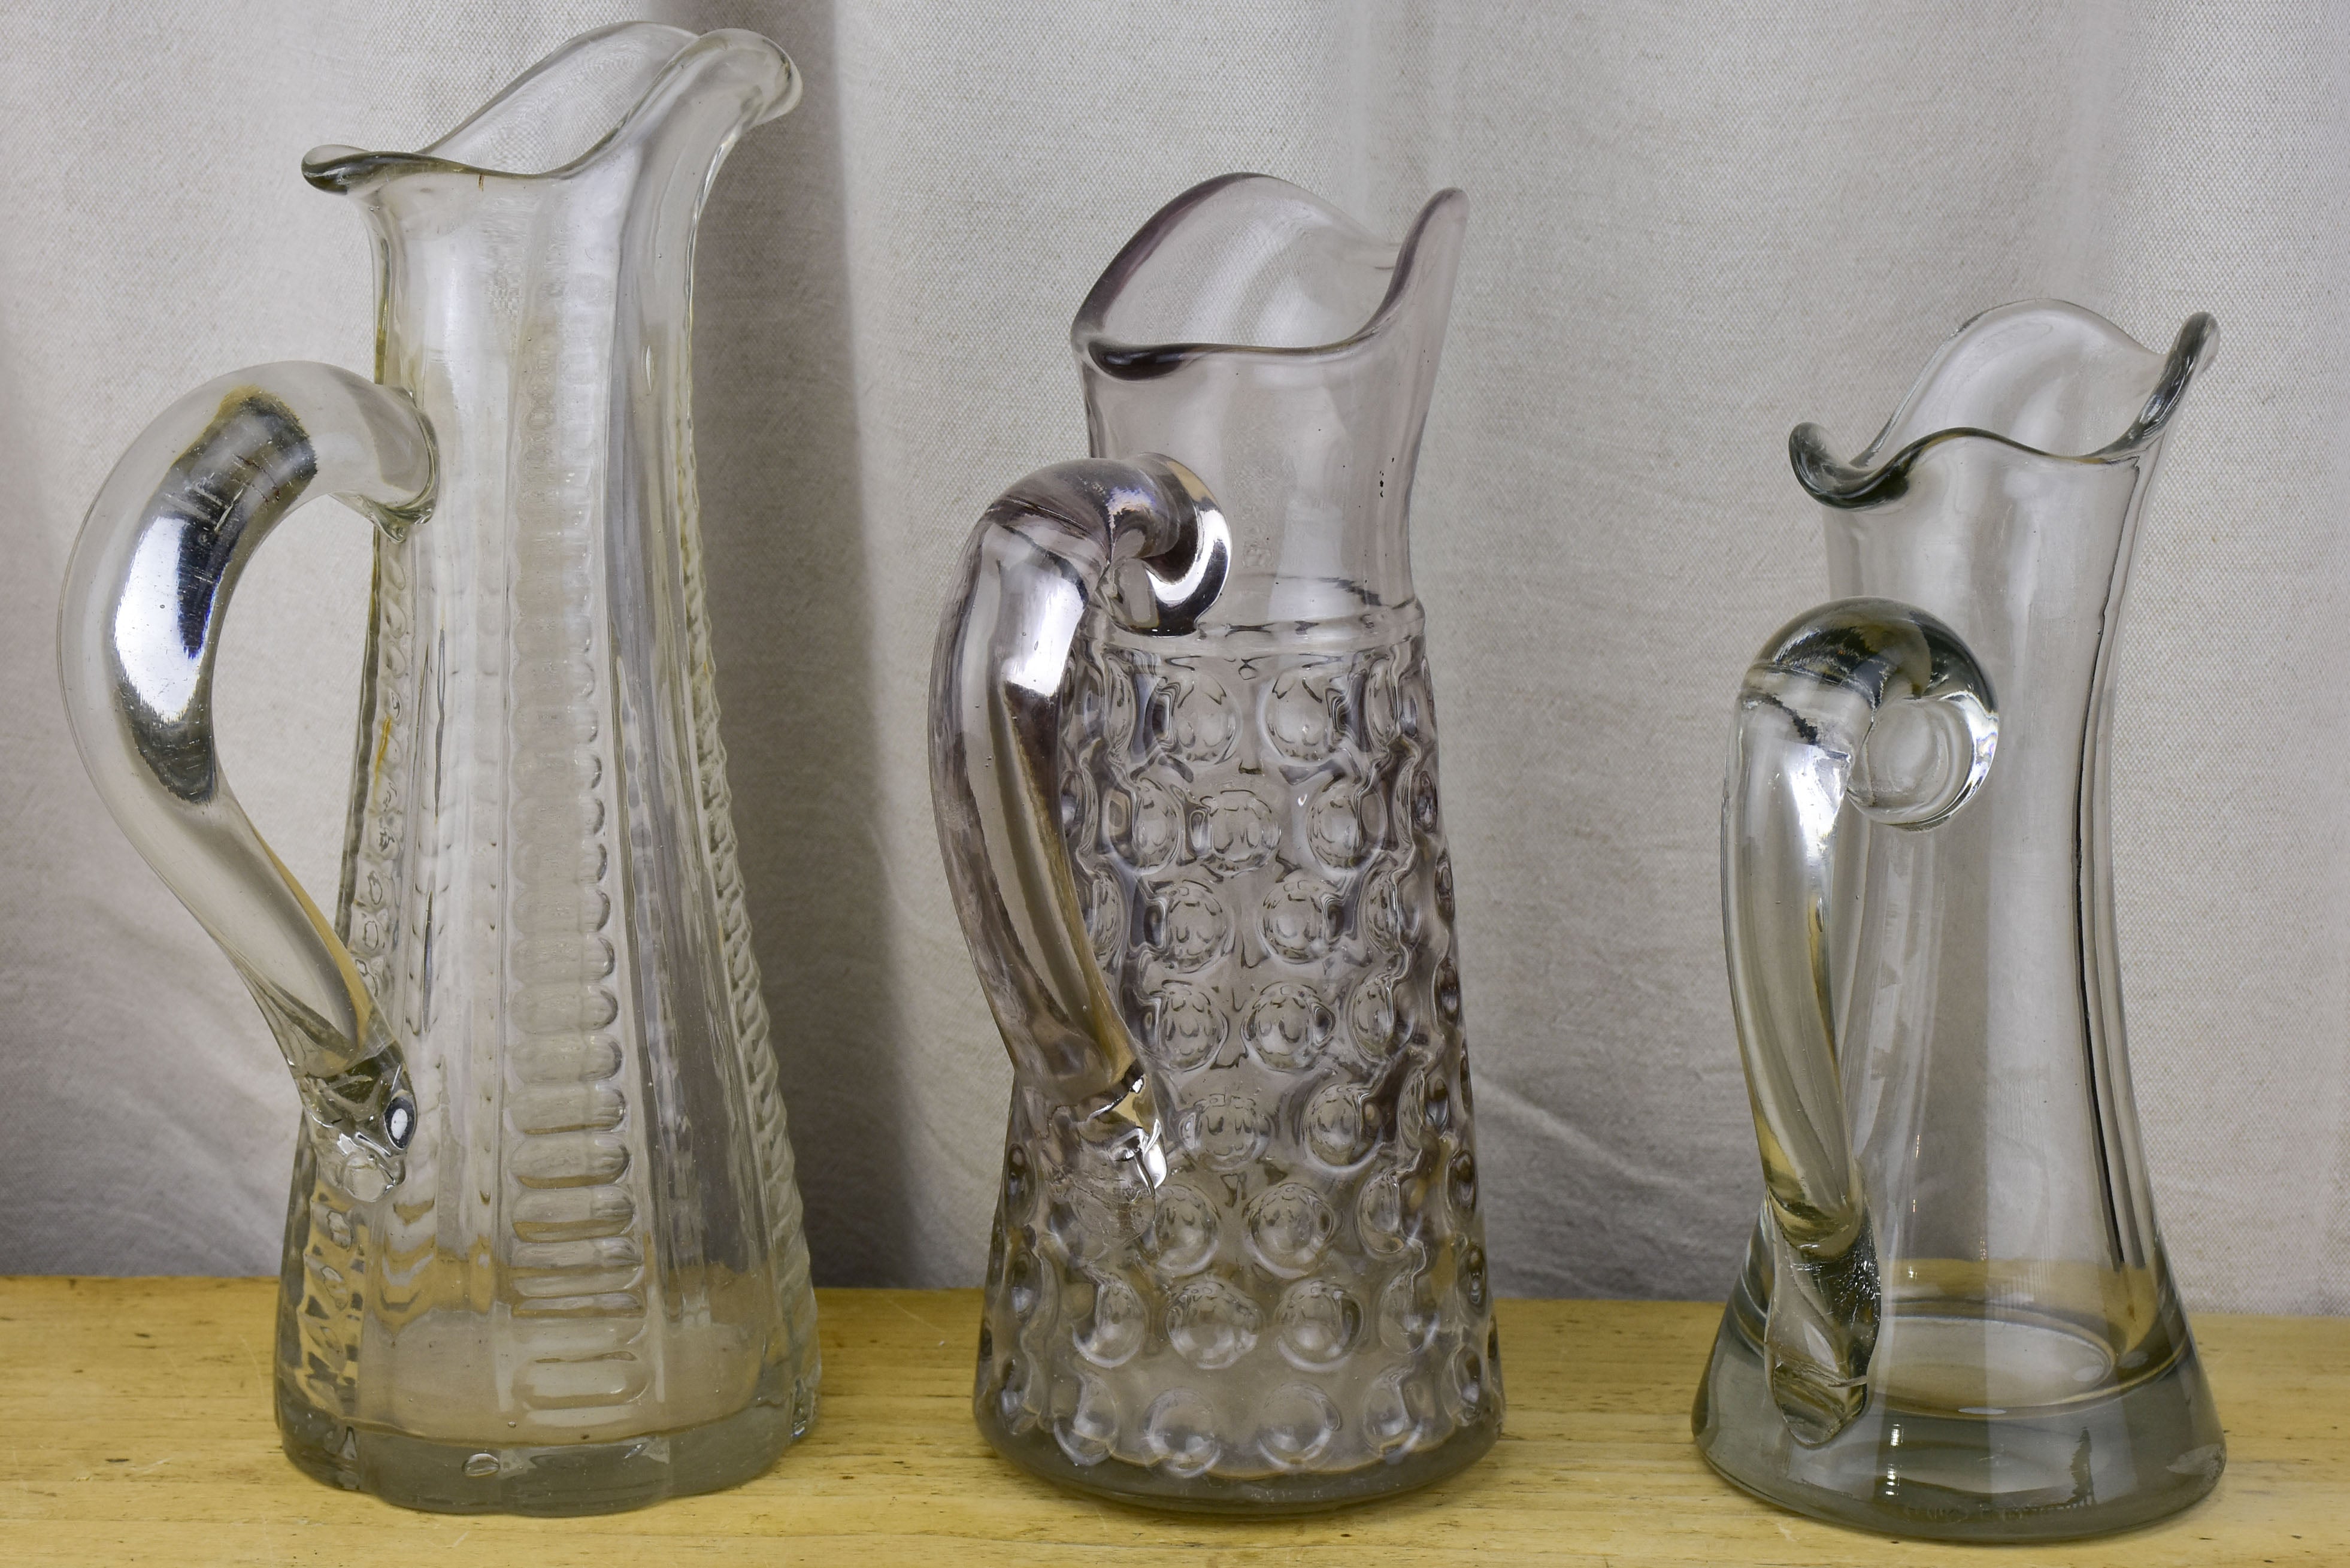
[299,23,798,195]
[1073,174,1467,377]
[1791,305,2219,508]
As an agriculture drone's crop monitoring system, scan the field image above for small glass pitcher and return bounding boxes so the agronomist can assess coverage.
[1694,302,2225,1540]
[56,26,817,1513]
[930,175,1500,1511]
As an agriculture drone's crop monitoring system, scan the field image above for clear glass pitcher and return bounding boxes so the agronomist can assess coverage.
[929,175,1498,1512]
[55,25,818,1515]
[1694,301,2225,1540]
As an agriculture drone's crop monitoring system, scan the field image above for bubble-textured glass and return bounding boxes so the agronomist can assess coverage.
[930,175,1498,1512]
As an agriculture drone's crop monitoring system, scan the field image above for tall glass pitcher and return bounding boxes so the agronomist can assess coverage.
[1694,301,2225,1540]
[930,175,1498,1511]
[56,26,818,1514]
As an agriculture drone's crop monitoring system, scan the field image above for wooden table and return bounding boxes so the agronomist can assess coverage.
[1,1279,2342,1565]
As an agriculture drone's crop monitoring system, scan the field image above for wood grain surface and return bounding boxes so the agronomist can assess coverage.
[0,1278,2341,1565]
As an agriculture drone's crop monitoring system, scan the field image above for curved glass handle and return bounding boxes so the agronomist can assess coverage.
[57,363,435,1197]
[1724,596,1998,1443]
[929,456,1229,1127]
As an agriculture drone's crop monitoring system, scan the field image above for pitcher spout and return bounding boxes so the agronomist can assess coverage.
[1791,302,2218,509]
[1075,176,1467,627]
[302,23,796,197]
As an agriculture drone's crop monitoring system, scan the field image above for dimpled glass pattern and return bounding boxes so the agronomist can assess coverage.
[985,617,1493,1488]
[932,176,1498,1512]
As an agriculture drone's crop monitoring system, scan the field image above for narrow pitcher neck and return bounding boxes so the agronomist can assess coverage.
[305,25,797,495]
[1074,177,1467,630]
[1820,446,2152,697]
[1798,303,2215,714]
[351,169,690,514]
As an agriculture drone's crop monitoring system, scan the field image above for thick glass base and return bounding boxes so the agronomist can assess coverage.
[277,1381,800,1515]
[1693,1297,2224,1542]
[977,1392,1500,1515]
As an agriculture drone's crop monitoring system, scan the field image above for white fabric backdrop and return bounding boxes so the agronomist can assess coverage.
[2,0,2345,1312]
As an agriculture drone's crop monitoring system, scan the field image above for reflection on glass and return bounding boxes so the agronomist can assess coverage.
[929,175,1500,1512]
[1695,302,2226,1542]
[56,25,817,1514]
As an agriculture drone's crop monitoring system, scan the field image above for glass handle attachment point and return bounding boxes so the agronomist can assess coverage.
[1722,595,1997,1442]
[928,456,1228,1134]
[57,362,437,1196]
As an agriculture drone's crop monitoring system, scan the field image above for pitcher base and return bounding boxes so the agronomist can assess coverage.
[976,1396,1498,1515]
[1692,1302,2224,1542]
[276,1379,805,1514]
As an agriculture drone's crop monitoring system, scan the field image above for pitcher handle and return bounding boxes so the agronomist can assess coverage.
[1723,597,1997,1442]
[58,363,435,1196]
[928,456,1229,1125]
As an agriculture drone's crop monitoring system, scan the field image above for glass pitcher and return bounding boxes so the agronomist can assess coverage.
[1694,301,2225,1540]
[930,175,1498,1512]
[56,25,818,1514]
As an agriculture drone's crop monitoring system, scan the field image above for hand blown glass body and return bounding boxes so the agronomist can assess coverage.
[930,176,1499,1511]
[1694,301,2225,1540]
[56,26,818,1513]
